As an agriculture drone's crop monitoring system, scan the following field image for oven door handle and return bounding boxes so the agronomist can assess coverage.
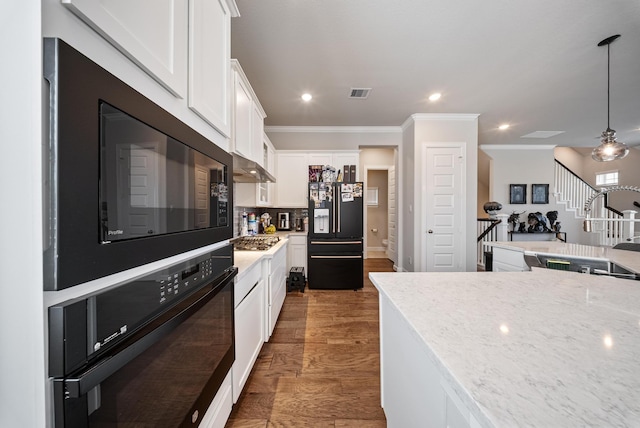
[61,270,236,398]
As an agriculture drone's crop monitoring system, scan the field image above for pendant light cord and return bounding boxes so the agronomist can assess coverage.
[607,41,610,130]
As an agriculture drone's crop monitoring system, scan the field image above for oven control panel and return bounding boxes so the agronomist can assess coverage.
[158,255,217,305]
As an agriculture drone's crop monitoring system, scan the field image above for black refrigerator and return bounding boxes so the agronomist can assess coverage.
[307,182,363,290]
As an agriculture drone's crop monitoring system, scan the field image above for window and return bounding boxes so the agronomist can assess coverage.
[596,171,618,186]
[366,187,379,206]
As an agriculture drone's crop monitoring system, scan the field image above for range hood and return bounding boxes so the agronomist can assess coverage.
[232,152,276,183]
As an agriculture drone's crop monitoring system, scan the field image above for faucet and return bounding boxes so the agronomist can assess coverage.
[583,185,640,232]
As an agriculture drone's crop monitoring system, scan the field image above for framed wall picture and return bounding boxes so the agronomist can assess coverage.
[532,184,549,204]
[509,184,526,204]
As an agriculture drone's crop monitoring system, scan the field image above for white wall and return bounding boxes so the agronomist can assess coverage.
[0,3,46,427]
[400,115,478,272]
[481,145,587,244]
[554,146,584,178]
[366,170,389,249]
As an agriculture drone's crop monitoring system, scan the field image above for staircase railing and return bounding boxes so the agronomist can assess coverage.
[477,218,501,268]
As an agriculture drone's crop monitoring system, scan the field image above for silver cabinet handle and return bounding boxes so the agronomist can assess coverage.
[310,255,362,259]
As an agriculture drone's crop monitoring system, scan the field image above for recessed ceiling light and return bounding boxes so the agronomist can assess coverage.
[498,124,510,130]
[249,170,257,174]
[428,93,441,102]
[301,93,312,102]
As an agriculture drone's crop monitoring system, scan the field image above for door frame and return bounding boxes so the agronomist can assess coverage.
[363,164,393,260]
[419,142,467,272]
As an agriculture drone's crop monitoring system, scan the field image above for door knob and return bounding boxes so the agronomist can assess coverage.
[427,229,433,234]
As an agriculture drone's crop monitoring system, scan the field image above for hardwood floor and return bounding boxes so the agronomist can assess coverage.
[226,258,394,427]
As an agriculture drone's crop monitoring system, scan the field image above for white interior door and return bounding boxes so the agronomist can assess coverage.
[422,144,466,271]
[117,142,163,237]
[194,165,209,228]
[387,165,397,263]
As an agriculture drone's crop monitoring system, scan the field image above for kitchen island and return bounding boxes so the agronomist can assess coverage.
[369,269,640,427]
[488,241,640,274]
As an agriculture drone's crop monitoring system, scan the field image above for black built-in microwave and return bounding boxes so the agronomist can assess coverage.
[43,38,233,290]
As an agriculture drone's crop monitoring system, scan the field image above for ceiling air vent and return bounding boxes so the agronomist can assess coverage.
[349,88,371,99]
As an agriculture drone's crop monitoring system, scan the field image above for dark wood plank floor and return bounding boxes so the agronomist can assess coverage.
[226,258,394,427]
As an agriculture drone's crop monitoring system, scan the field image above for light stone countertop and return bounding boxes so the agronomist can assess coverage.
[370,269,640,427]
[489,241,640,274]
[233,237,289,280]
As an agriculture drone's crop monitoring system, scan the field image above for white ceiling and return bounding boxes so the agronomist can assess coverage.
[230,0,640,148]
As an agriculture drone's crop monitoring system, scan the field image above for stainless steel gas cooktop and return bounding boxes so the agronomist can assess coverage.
[233,236,280,251]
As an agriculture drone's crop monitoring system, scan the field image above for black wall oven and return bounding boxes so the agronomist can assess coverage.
[43,38,233,291]
[49,245,237,427]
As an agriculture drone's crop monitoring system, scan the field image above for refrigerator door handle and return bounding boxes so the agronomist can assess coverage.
[310,255,362,259]
[332,189,336,234]
[309,240,362,245]
[337,190,341,232]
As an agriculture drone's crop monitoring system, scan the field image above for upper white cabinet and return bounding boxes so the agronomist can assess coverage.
[275,152,310,208]
[232,65,253,159]
[62,0,238,134]
[62,0,189,98]
[230,60,266,164]
[275,151,360,207]
[188,0,232,137]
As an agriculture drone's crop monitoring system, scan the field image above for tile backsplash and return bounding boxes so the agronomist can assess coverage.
[233,206,308,236]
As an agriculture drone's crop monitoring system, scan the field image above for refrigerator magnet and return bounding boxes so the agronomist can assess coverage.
[353,183,363,197]
[341,183,353,192]
[342,192,354,202]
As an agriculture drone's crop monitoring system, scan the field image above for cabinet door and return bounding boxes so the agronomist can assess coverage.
[233,280,265,402]
[275,153,308,208]
[287,243,307,273]
[251,103,265,165]
[188,0,231,137]
[333,152,360,180]
[308,153,333,167]
[233,72,253,158]
[62,0,188,98]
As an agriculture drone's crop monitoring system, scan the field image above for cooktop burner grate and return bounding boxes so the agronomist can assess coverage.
[233,236,280,251]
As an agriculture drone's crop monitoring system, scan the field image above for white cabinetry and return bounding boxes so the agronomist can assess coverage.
[308,153,333,167]
[230,60,266,164]
[492,247,527,272]
[198,372,233,428]
[232,262,265,402]
[287,234,307,274]
[257,135,275,206]
[332,152,360,180]
[275,152,310,208]
[380,295,481,428]
[62,0,189,98]
[188,0,232,136]
[264,244,287,339]
[274,150,359,208]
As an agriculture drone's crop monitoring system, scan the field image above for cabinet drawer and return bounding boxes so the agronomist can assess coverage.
[235,261,261,306]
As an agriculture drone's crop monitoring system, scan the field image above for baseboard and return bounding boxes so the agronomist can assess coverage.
[367,246,386,252]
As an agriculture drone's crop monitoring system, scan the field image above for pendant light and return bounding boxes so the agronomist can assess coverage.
[592,34,628,162]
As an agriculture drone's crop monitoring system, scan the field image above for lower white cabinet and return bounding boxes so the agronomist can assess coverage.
[264,243,287,339]
[232,263,265,403]
[380,295,481,428]
[286,234,307,274]
[492,247,527,272]
[198,371,233,428]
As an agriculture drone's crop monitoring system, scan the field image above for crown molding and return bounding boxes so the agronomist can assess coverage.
[480,144,557,151]
[264,126,402,134]
[401,113,480,130]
